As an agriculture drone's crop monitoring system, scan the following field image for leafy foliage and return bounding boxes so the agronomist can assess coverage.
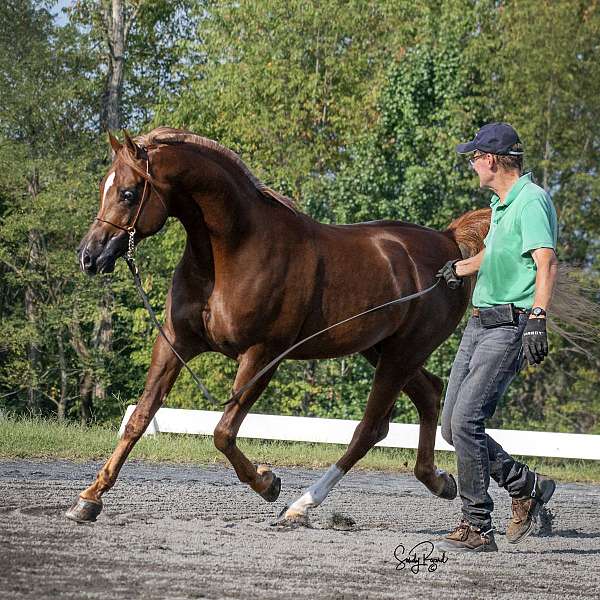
[0,0,598,434]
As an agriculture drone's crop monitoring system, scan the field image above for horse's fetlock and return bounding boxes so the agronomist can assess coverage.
[413,463,433,482]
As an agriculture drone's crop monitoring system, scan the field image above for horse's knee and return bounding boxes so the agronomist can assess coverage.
[352,420,387,448]
[213,424,235,453]
[123,414,151,441]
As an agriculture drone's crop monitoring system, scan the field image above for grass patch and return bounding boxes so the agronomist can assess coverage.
[0,415,599,483]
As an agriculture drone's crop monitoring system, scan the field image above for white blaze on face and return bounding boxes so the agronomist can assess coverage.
[102,171,116,209]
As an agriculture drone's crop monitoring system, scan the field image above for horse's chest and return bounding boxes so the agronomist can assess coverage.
[201,296,260,351]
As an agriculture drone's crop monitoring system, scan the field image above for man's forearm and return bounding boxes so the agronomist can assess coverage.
[455,249,485,277]
[531,260,559,312]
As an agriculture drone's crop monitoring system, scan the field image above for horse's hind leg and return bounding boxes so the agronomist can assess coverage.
[404,368,457,500]
[362,352,456,498]
[279,352,414,525]
[65,333,197,522]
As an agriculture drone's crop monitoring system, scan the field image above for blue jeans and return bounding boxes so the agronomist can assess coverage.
[441,313,536,530]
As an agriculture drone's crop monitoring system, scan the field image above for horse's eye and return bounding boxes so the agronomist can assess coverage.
[122,189,136,202]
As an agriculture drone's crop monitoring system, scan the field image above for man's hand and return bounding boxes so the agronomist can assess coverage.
[436,260,463,290]
[522,317,548,365]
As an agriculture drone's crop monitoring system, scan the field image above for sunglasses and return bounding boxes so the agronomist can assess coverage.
[469,153,488,168]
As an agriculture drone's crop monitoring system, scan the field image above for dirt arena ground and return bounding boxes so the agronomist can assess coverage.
[1,459,599,599]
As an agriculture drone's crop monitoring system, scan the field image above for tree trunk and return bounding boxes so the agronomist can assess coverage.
[92,283,114,405]
[25,169,43,412]
[79,369,94,425]
[25,282,40,411]
[69,309,94,423]
[57,329,68,421]
[95,0,141,408]
[100,0,141,132]
[101,0,126,131]
[543,87,553,191]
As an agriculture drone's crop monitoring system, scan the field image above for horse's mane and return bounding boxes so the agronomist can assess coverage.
[133,127,297,214]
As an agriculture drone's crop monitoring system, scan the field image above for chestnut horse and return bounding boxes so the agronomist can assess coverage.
[69,127,491,526]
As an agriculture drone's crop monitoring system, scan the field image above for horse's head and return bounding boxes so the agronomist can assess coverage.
[77,131,168,275]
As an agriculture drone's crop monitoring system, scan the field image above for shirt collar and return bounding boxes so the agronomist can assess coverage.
[490,172,533,208]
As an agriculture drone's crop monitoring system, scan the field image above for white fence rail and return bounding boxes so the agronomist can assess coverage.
[119,405,600,460]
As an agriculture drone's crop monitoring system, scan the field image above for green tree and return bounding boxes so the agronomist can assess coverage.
[298,0,496,417]
[148,0,421,418]
[486,0,600,433]
[153,0,417,199]
[1,0,597,434]
[307,1,495,227]
[0,0,101,418]
[0,0,200,422]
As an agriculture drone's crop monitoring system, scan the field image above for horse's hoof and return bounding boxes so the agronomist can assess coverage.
[256,465,281,502]
[65,497,103,523]
[271,506,311,530]
[436,470,457,500]
[260,475,281,503]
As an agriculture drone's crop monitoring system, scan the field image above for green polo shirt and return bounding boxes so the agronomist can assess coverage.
[472,172,558,309]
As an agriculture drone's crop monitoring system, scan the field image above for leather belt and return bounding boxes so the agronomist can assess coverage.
[472,306,528,317]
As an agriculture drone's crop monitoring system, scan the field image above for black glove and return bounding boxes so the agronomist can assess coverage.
[436,260,463,290]
[522,318,548,365]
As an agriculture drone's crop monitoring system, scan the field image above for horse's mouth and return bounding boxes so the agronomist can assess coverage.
[79,232,127,275]
[79,248,119,276]
[97,255,117,274]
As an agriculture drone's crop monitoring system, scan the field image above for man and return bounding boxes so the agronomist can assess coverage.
[435,122,559,552]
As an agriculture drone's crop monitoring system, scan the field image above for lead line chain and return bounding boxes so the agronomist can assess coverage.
[127,229,136,261]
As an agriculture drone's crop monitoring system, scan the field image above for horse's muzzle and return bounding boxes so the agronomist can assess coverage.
[78,233,127,275]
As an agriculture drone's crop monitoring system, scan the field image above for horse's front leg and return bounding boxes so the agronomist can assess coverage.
[65,332,198,522]
[278,354,416,527]
[213,347,281,502]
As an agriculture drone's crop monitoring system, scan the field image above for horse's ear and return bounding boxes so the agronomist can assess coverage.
[123,129,141,159]
[108,131,121,153]
[108,131,121,160]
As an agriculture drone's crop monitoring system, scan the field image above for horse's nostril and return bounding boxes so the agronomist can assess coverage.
[81,248,93,270]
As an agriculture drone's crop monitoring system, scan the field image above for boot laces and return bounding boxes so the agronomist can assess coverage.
[453,518,470,533]
[448,519,470,539]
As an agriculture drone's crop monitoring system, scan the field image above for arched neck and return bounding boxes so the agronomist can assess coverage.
[155,144,276,275]
[169,145,261,243]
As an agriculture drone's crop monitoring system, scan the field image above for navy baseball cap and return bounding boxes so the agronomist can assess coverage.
[456,122,523,155]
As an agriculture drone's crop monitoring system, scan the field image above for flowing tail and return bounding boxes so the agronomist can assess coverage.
[444,207,491,259]
[546,266,600,357]
[444,208,600,352]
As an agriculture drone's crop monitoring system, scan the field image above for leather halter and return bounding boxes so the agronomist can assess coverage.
[94,150,155,260]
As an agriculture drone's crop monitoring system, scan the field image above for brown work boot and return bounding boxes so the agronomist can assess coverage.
[434,518,498,553]
[506,473,556,544]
